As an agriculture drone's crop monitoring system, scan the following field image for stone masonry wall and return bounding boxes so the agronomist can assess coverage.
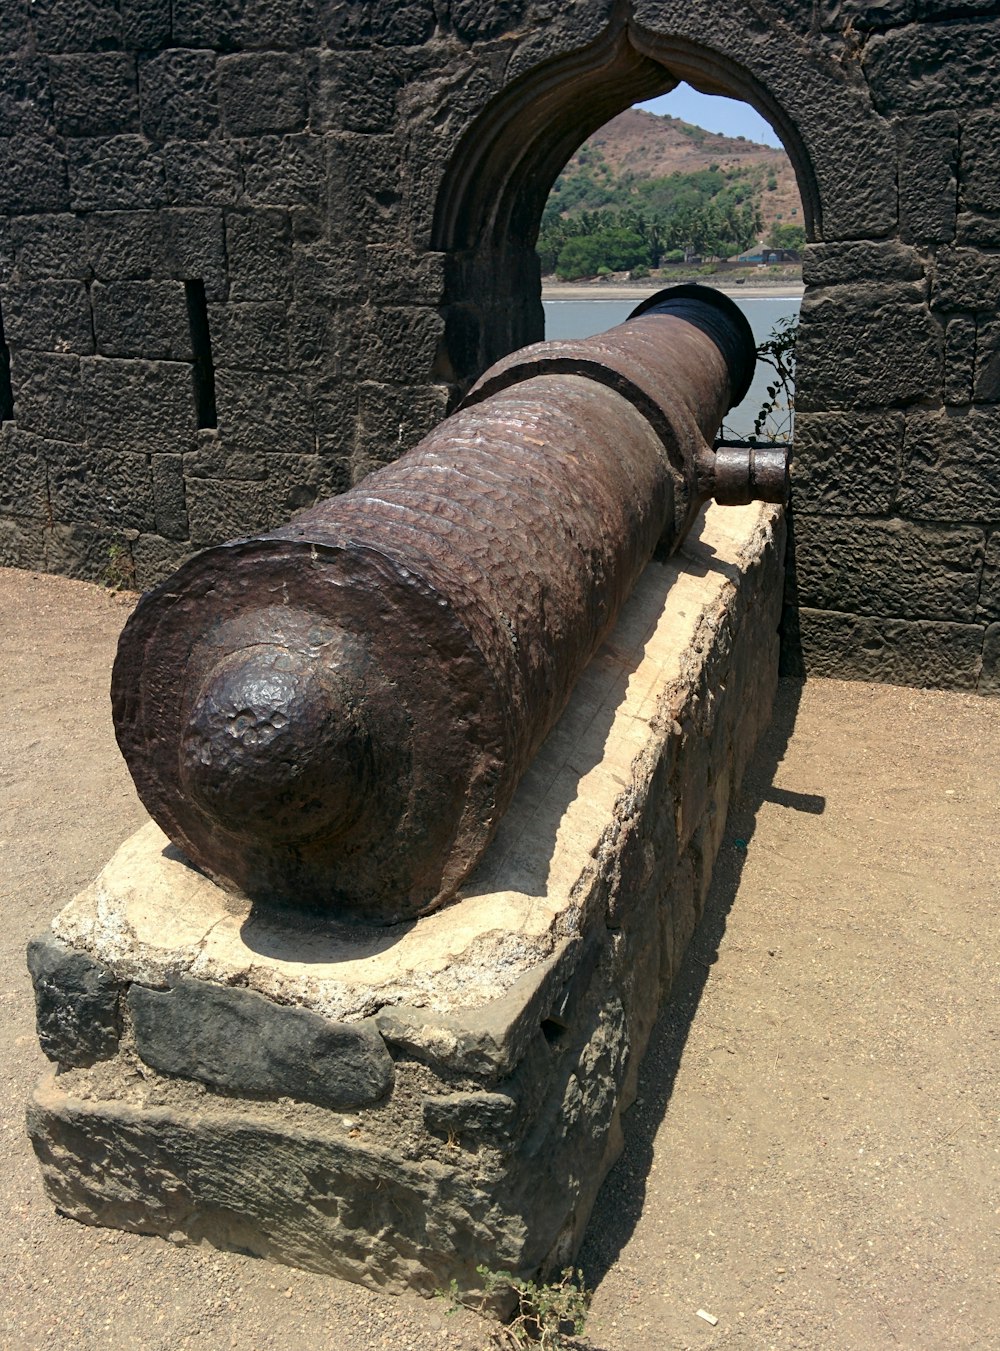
[0,1,998,691]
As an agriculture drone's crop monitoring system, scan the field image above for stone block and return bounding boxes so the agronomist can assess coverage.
[129,979,395,1111]
[944,317,976,406]
[241,133,325,209]
[450,0,524,42]
[121,0,171,48]
[0,513,45,568]
[0,427,49,517]
[151,452,188,539]
[795,288,942,410]
[163,139,242,207]
[980,623,1000,694]
[27,936,122,1069]
[215,368,314,453]
[92,280,192,360]
[49,53,138,137]
[262,452,327,516]
[9,351,85,441]
[978,533,1000,621]
[864,19,1000,116]
[287,302,341,369]
[11,214,88,281]
[325,133,404,245]
[131,531,190,588]
[183,432,268,480]
[899,409,1000,520]
[960,110,1000,214]
[932,247,1000,313]
[219,52,308,137]
[0,56,53,136]
[357,380,449,459]
[358,306,445,384]
[0,136,69,213]
[314,49,401,132]
[1,281,94,355]
[0,0,31,52]
[292,243,366,307]
[974,317,1000,403]
[67,135,166,212]
[791,608,984,690]
[43,522,138,585]
[29,0,121,52]
[366,246,448,306]
[790,412,902,514]
[797,241,926,290]
[423,1091,519,1140]
[47,445,155,532]
[956,212,1000,249]
[225,210,292,301]
[80,357,197,456]
[185,477,271,546]
[139,50,219,141]
[85,211,164,281]
[897,113,957,244]
[172,0,314,49]
[792,517,985,623]
[162,209,227,299]
[206,301,287,371]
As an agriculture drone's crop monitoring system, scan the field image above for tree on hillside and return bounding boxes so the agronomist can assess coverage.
[766,222,806,255]
[555,228,650,280]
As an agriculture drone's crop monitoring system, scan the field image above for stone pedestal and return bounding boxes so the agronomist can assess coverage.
[27,503,785,1296]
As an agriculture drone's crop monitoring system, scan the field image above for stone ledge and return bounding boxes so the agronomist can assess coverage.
[28,500,786,1295]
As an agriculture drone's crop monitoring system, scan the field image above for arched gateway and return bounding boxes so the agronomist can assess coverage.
[0,1,996,689]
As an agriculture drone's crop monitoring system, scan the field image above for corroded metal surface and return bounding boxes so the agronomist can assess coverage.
[112,285,785,924]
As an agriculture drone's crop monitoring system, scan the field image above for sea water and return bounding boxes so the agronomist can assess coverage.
[543,295,801,441]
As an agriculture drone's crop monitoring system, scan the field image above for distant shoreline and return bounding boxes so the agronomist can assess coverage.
[542,280,805,302]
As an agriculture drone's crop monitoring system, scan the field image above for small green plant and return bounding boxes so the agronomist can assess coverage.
[104,541,137,591]
[751,313,797,443]
[437,1266,591,1349]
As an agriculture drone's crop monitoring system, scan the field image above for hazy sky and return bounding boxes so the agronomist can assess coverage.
[637,85,782,149]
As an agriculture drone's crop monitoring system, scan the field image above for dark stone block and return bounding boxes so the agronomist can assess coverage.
[314,49,401,132]
[30,0,122,53]
[225,210,292,300]
[151,452,188,539]
[371,0,436,45]
[864,20,1000,116]
[184,431,268,480]
[792,289,942,410]
[325,133,404,245]
[292,243,366,307]
[9,351,85,441]
[121,0,172,49]
[980,534,1000,622]
[163,139,242,206]
[162,208,227,299]
[218,52,307,136]
[128,977,395,1109]
[789,608,985,691]
[897,113,957,245]
[790,412,902,515]
[68,135,166,212]
[43,521,138,583]
[241,133,325,209]
[49,53,138,137]
[792,517,985,623]
[0,514,46,568]
[0,137,69,213]
[131,531,191,588]
[313,382,358,455]
[81,356,197,455]
[1,281,94,354]
[944,318,976,407]
[85,211,164,281]
[899,409,1000,520]
[358,306,445,383]
[206,301,288,371]
[0,57,54,136]
[801,241,926,289]
[933,247,1000,313]
[262,452,326,516]
[92,280,192,360]
[975,318,1000,403]
[139,50,219,141]
[27,936,122,1069]
[960,110,1000,215]
[47,444,155,531]
[423,1091,518,1139]
[0,0,31,52]
[173,0,315,50]
[214,368,314,452]
[357,380,448,459]
[185,476,271,545]
[956,212,1000,249]
[0,427,50,517]
[981,623,1000,694]
[450,0,524,42]
[287,302,341,368]
[366,247,447,305]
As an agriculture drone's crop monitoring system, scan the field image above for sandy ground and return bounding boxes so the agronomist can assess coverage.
[542,282,805,301]
[1,568,996,1351]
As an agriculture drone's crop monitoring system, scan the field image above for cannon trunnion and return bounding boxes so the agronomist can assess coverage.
[112,285,787,925]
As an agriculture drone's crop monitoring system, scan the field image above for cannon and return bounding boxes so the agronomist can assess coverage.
[112,285,787,925]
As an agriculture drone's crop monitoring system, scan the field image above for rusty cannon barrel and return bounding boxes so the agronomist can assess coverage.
[112,284,787,925]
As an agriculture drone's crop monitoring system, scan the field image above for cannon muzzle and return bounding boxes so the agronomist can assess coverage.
[112,285,787,924]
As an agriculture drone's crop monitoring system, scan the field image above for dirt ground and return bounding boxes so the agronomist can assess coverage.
[1,568,997,1351]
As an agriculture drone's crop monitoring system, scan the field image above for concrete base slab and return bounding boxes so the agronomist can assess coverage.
[27,503,785,1295]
